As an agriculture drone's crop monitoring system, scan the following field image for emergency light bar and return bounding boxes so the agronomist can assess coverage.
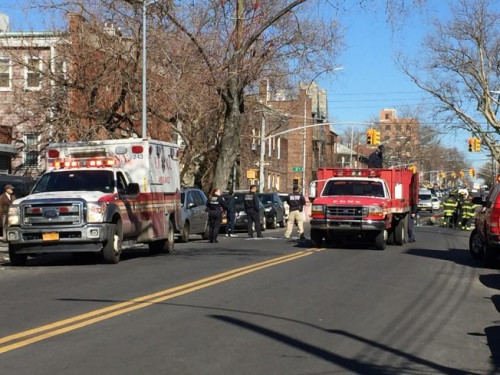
[332,169,381,177]
[50,158,116,169]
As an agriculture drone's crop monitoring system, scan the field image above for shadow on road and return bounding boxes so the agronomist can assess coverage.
[404,247,478,267]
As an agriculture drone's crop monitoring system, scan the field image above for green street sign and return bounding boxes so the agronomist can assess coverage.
[292,166,303,172]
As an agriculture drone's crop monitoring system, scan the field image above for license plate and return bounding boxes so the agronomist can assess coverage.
[42,232,59,241]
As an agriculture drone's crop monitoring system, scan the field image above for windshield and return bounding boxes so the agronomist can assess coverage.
[419,194,432,201]
[258,194,273,204]
[322,180,385,197]
[32,170,115,194]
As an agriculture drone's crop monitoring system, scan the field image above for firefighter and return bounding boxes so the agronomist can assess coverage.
[443,193,458,229]
[460,195,475,230]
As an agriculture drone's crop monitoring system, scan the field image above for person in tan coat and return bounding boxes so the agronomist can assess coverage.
[0,184,15,237]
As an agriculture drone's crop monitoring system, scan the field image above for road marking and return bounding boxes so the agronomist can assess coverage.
[0,248,324,354]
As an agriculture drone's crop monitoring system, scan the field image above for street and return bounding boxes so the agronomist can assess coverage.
[0,224,498,375]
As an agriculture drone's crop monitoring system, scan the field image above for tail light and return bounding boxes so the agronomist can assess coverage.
[489,207,500,234]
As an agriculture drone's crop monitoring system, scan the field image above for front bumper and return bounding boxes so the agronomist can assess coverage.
[6,223,113,254]
[310,218,385,232]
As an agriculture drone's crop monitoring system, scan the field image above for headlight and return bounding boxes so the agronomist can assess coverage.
[366,205,384,216]
[311,204,324,214]
[8,205,20,226]
[87,202,107,223]
[264,207,271,212]
[239,211,246,216]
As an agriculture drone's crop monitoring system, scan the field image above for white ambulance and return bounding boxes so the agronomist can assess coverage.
[7,138,181,265]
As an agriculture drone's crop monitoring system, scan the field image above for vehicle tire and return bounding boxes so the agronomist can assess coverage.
[278,217,285,228]
[180,221,190,243]
[311,228,323,247]
[102,222,122,264]
[8,244,27,267]
[201,224,209,240]
[270,214,277,229]
[374,230,386,250]
[469,229,484,260]
[394,218,405,246]
[149,220,175,255]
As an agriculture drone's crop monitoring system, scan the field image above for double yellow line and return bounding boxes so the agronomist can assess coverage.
[0,248,323,354]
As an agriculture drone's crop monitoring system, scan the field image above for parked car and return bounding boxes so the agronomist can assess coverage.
[431,196,441,211]
[277,193,290,223]
[470,188,500,267]
[226,191,266,232]
[257,192,286,229]
[176,187,209,242]
[417,189,434,212]
[0,174,36,198]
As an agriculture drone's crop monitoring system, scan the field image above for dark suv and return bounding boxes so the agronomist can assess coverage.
[257,192,286,229]
[469,186,500,267]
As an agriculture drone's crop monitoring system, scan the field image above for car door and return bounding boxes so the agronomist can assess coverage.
[191,190,207,233]
[274,193,284,221]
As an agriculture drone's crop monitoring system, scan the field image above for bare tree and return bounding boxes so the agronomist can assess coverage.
[398,0,500,160]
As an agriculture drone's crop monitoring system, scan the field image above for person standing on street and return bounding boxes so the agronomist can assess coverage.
[284,185,306,239]
[0,184,15,238]
[367,145,384,168]
[244,185,263,238]
[206,188,224,243]
[223,189,236,237]
[443,193,458,228]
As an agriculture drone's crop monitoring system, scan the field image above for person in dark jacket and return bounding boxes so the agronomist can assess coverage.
[367,144,384,168]
[223,190,236,237]
[0,184,15,238]
[244,185,263,238]
[206,188,224,243]
[284,185,306,239]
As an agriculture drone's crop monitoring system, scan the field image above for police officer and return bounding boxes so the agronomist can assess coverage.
[443,193,458,228]
[284,185,306,239]
[206,188,224,243]
[244,185,263,238]
[223,190,236,237]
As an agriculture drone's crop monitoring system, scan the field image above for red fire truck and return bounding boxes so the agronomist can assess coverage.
[7,138,181,265]
[309,167,418,250]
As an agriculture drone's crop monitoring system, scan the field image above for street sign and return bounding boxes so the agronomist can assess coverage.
[292,166,303,172]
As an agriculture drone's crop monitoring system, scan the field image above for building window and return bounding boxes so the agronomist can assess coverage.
[276,175,280,191]
[385,124,391,131]
[267,173,271,189]
[25,57,42,90]
[0,58,11,90]
[277,137,281,160]
[23,133,40,167]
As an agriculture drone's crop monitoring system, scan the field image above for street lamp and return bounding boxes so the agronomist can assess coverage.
[142,0,158,138]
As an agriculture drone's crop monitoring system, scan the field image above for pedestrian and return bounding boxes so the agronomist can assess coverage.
[244,185,263,238]
[367,144,384,168]
[0,184,15,238]
[206,188,224,243]
[443,193,458,228]
[223,189,236,237]
[284,185,306,239]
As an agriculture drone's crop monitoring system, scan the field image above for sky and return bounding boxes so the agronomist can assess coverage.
[0,0,492,175]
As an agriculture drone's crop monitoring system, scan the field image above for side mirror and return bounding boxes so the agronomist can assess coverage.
[126,183,140,196]
[188,202,196,209]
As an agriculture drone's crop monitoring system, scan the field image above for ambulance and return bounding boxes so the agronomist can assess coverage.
[7,138,181,265]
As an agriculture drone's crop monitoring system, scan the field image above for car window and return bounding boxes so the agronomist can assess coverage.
[487,184,500,206]
[192,190,205,206]
[185,192,195,206]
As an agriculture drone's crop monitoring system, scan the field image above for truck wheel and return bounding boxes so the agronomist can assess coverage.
[374,230,386,250]
[102,222,122,264]
[8,244,27,267]
[394,218,405,246]
[311,229,323,247]
[165,221,175,254]
[180,222,190,243]
[469,229,484,260]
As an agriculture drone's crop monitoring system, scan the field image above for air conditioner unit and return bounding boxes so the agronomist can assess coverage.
[251,143,257,151]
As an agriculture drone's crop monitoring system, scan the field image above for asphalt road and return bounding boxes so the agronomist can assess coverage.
[0,223,498,375]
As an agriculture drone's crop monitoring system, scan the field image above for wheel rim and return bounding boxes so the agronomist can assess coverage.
[273,215,277,227]
[113,233,121,256]
[471,234,484,256]
[183,223,190,241]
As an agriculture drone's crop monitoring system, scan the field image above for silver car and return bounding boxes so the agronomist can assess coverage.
[176,187,209,242]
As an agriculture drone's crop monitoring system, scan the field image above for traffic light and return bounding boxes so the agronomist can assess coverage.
[373,130,380,145]
[468,138,474,152]
[408,165,417,174]
[469,168,476,178]
[451,172,456,179]
[459,171,465,178]
[440,172,446,179]
[366,128,373,145]
[474,137,481,152]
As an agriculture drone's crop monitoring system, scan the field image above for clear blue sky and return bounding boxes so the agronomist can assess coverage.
[0,0,489,172]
